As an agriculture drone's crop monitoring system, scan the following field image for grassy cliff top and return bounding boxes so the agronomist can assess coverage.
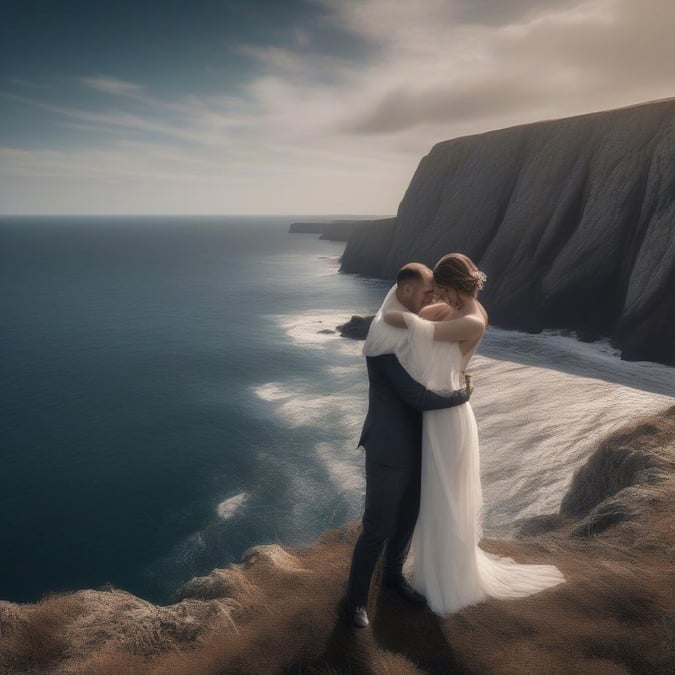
[1,406,673,674]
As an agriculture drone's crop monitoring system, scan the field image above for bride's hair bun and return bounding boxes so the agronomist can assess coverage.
[433,253,486,296]
[473,269,487,292]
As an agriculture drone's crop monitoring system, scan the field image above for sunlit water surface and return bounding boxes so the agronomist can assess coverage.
[1,216,672,603]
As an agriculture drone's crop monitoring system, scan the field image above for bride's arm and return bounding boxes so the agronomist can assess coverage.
[384,309,484,342]
[432,315,485,342]
[383,310,408,329]
[383,303,449,328]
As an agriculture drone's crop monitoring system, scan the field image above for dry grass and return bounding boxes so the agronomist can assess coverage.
[0,593,83,672]
[1,407,673,674]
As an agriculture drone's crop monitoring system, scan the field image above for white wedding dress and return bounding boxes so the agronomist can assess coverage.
[398,312,565,615]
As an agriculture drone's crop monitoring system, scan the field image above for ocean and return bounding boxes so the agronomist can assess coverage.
[1,216,673,605]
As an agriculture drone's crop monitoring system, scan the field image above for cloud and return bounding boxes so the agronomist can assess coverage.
[449,0,580,25]
[343,78,543,134]
[3,0,675,214]
[9,77,55,91]
[0,89,259,151]
[329,0,675,137]
[80,76,146,97]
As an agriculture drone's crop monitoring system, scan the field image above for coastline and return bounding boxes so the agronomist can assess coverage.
[2,221,674,673]
[1,405,673,673]
[337,99,675,366]
[276,309,674,536]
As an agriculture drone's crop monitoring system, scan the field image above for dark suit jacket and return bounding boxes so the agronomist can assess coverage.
[358,354,468,469]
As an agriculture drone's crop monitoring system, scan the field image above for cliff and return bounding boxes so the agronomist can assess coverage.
[289,222,327,235]
[340,98,675,365]
[1,406,673,674]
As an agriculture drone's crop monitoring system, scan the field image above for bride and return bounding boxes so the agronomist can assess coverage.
[384,253,565,615]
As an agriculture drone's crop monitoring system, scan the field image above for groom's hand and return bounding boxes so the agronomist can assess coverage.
[464,373,473,398]
[369,354,469,411]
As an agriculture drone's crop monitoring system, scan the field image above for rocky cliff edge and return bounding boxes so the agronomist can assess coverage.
[1,406,673,674]
[341,98,675,365]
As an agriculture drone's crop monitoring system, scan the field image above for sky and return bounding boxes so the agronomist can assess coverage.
[1,0,674,215]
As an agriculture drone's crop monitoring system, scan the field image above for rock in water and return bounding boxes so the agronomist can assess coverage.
[341,98,675,365]
[336,315,374,340]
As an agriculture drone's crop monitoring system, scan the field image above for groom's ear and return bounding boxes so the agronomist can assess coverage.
[399,283,414,303]
[399,279,414,295]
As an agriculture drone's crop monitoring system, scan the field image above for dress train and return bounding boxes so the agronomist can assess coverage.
[398,313,565,615]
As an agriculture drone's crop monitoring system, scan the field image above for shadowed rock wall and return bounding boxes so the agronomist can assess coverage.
[341,99,675,364]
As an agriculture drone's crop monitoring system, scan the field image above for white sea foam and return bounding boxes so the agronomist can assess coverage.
[255,381,364,430]
[314,441,365,497]
[268,310,674,536]
[254,383,292,402]
[482,327,674,396]
[165,530,207,566]
[216,492,249,520]
[273,311,364,356]
[467,352,673,534]
[328,365,358,375]
[275,312,347,348]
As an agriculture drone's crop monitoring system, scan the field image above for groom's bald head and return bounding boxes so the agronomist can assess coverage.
[396,263,434,313]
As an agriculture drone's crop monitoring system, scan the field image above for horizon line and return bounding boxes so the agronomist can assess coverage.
[0,212,394,219]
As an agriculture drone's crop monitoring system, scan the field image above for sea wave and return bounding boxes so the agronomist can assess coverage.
[273,311,364,356]
[217,492,249,520]
[269,310,674,537]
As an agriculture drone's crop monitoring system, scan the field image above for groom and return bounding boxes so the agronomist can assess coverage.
[346,263,471,628]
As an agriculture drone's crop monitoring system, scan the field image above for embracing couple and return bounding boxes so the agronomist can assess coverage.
[346,253,564,628]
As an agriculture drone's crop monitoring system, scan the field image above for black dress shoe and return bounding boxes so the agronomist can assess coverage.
[348,603,369,628]
[382,576,427,605]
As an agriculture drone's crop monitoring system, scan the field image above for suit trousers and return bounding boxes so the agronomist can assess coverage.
[347,458,421,606]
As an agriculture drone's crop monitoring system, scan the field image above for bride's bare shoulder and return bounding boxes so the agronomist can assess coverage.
[420,302,453,321]
[476,301,488,327]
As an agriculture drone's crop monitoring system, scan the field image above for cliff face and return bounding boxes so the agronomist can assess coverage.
[1,407,673,674]
[341,99,675,365]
